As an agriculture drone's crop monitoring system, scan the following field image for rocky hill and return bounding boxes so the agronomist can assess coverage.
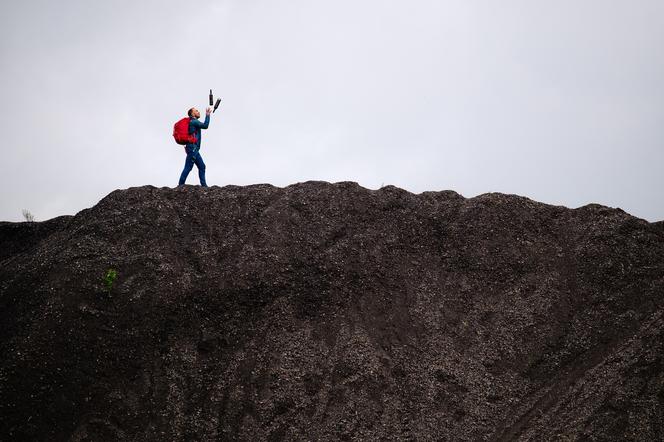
[1,182,663,441]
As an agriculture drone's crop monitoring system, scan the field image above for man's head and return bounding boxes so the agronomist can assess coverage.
[188,108,201,119]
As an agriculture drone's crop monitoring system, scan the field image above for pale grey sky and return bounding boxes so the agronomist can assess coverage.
[1,0,663,222]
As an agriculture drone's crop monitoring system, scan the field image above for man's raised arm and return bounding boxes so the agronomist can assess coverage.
[192,107,211,129]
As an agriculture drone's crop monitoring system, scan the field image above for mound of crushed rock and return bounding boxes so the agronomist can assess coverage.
[1,182,663,441]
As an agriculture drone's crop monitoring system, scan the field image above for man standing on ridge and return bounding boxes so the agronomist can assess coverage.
[178,106,211,187]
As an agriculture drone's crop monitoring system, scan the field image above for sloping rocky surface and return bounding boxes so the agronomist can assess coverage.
[1,181,663,441]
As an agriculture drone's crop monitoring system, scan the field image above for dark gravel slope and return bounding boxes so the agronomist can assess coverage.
[1,182,662,441]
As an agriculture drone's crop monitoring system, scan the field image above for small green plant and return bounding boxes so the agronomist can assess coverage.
[103,268,118,293]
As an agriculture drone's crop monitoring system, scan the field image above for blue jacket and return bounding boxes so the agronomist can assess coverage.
[188,114,210,149]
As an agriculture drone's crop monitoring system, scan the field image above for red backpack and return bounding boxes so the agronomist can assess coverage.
[173,117,197,145]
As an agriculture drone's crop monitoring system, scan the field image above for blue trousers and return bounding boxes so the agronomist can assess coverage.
[178,146,207,186]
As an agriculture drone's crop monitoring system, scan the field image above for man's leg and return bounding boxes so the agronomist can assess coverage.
[178,149,196,185]
[194,152,207,187]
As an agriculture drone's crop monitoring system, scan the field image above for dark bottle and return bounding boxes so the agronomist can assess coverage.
[209,90,213,106]
[213,98,221,113]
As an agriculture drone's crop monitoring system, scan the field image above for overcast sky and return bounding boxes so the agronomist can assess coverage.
[1,0,662,222]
